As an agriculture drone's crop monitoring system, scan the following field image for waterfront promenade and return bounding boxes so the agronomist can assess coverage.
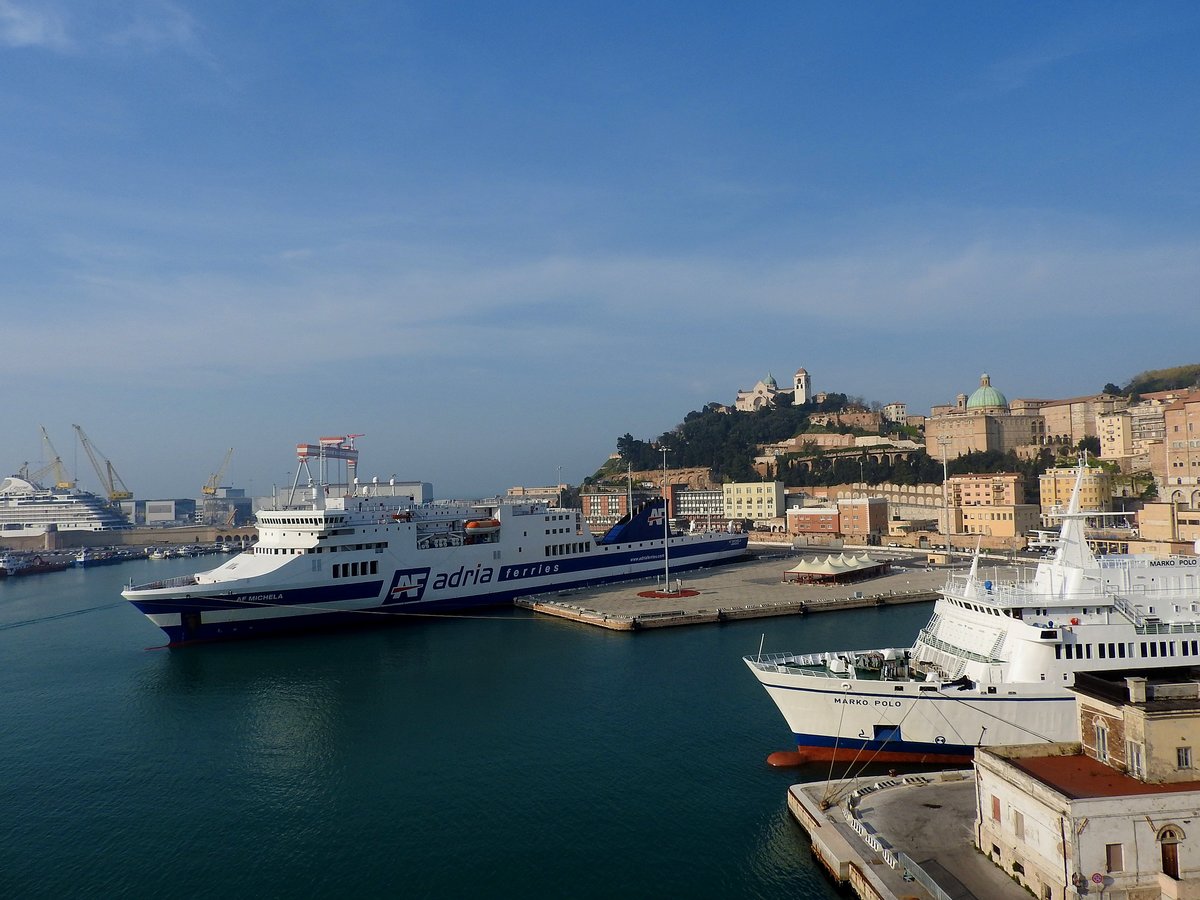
[515,544,961,630]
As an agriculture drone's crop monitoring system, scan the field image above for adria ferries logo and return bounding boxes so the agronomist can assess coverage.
[385,567,431,604]
[647,508,665,527]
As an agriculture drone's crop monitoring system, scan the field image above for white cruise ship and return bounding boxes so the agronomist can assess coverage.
[745,466,1200,764]
[0,476,130,535]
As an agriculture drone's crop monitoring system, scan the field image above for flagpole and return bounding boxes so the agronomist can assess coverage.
[662,447,670,591]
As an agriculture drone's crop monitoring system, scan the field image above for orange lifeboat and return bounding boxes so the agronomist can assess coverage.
[465,518,501,533]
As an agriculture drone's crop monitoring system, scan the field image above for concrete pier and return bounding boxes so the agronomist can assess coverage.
[514,547,951,630]
[788,770,1031,900]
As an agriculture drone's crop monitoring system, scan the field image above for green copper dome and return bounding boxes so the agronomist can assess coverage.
[966,373,1008,410]
[764,372,777,389]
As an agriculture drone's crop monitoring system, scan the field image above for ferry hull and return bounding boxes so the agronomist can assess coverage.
[777,734,975,766]
[747,660,1079,762]
[131,542,748,645]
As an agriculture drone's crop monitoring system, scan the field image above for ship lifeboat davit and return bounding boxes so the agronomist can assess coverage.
[465,518,501,534]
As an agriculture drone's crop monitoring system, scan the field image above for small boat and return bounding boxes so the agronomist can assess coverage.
[74,547,119,567]
[1,553,72,577]
[464,518,500,533]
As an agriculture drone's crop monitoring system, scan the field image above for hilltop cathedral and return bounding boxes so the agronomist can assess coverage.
[735,368,811,411]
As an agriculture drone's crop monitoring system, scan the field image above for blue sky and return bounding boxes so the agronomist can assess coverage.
[2,1,1198,500]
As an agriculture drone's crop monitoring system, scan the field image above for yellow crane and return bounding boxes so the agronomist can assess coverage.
[202,449,235,525]
[203,448,234,496]
[72,424,133,502]
[24,426,75,489]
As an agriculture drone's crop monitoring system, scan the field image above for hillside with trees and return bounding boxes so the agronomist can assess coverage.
[1104,363,1200,397]
[590,395,854,486]
[590,396,1082,503]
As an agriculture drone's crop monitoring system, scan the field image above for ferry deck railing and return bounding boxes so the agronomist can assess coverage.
[944,573,1197,609]
[914,628,997,665]
[748,649,910,679]
[127,574,200,591]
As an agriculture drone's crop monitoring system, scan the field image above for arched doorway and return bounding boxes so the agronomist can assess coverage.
[1160,825,1183,879]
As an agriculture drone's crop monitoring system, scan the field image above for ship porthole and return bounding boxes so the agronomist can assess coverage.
[841,682,851,690]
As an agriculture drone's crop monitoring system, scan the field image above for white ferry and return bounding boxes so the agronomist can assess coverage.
[123,483,748,644]
[0,476,131,535]
[745,467,1200,764]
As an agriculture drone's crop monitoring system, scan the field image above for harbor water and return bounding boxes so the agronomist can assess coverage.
[1,556,933,898]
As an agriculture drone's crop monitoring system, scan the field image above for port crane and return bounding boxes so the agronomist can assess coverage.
[203,448,234,496]
[72,424,133,502]
[19,426,75,489]
[202,448,235,525]
[289,434,363,505]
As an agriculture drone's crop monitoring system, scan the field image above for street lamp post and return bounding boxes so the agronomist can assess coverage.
[556,466,563,508]
[938,436,952,556]
[661,447,670,591]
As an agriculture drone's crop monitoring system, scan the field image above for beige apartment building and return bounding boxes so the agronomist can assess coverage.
[1099,394,1181,481]
[946,472,1040,538]
[1137,503,1200,547]
[1164,390,1200,507]
[1038,467,1114,522]
[723,481,785,524]
[1039,393,1126,444]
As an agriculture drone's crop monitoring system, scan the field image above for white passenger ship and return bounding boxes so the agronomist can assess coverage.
[0,476,130,535]
[745,467,1200,764]
[124,481,748,644]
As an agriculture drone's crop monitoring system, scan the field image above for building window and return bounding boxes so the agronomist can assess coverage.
[1013,810,1025,840]
[1105,843,1123,873]
[991,795,1001,822]
[1095,723,1109,762]
[1128,742,1145,778]
[1178,747,1193,769]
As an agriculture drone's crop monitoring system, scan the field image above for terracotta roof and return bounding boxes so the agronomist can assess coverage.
[1013,753,1200,800]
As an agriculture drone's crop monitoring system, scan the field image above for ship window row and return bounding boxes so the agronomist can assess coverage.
[311,542,388,553]
[260,516,345,526]
[546,542,588,557]
[1055,640,1200,660]
[332,560,379,578]
[949,597,1003,616]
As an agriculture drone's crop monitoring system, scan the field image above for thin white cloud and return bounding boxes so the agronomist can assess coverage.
[0,0,208,61]
[0,0,70,50]
[3,225,1196,385]
[105,0,196,51]
[968,11,1158,98]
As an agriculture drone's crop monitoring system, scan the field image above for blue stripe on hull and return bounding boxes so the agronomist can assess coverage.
[128,580,385,615]
[154,550,748,644]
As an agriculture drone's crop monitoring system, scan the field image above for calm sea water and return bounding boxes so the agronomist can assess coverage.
[0,557,933,898]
